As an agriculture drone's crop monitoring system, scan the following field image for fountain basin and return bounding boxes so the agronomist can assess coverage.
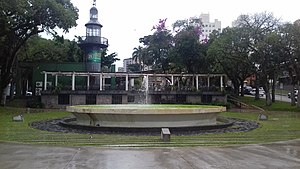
[66,104,226,128]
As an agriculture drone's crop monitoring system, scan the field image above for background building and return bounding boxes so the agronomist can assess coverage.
[199,13,222,40]
[123,58,133,72]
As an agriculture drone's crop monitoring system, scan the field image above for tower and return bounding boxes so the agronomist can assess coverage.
[79,0,108,72]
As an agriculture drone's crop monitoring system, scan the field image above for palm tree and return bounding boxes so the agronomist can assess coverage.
[132,46,144,71]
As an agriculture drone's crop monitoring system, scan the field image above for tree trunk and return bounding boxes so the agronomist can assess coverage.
[254,79,259,100]
[233,80,240,96]
[297,82,300,108]
[266,91,272,106]
[271,75,276,102]
[254,74,260,100]
[240,81,244,96]
[255,85,259,100]
[0,88,7,106]
[9,81,15,100]
[263,83,272,106]
[291,84,296,106]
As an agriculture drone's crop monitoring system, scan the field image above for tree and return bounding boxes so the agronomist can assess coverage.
[139,19,173,73]
[171,25,208,74]
[235,12,280,105]
[101,49,119,71]
[280,21,300,107]
[208,27,255,96]
[140,31,173,73]
[132,46,145,71]
[18,35,83,63]
[0,0,78,105]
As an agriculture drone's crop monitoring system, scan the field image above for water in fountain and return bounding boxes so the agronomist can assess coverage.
[137,75,149,104]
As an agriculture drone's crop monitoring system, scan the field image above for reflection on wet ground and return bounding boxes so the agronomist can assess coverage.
[0,139,299,169]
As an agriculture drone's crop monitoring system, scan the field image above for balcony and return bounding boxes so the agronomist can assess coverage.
[79,36,108,47]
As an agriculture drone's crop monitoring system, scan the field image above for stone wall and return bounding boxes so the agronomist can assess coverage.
[212,95,227,103]
[41,95,58,109]
[97,95,112,104]
[41,92,227,108]
[71,95,85,105]
[186,95,201,104]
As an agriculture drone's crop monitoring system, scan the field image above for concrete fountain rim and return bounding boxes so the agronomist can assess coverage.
[66,104,227,115]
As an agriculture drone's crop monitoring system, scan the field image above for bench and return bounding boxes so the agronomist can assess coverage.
[161,128,171,142]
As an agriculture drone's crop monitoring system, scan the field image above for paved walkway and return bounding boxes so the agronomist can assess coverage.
[0,139,299,169]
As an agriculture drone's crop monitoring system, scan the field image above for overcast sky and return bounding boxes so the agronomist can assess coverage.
[61,0,300,68]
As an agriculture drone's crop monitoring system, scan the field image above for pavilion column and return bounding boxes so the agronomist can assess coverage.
[100,74,103,91]
[87,75,90,91]
[103,78,106,90]
[177,77,180,90]
[207,76,210,88]
[44,72,47,91]
[146,75,149,92]
[171,75,174,85]
[55,75,58,87]
[196,75,199,91]
[72,72,75,91]
[125,74,129,91]
[220,75,224,91]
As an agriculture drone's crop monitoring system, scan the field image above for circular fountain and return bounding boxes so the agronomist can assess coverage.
[66,104,226,128]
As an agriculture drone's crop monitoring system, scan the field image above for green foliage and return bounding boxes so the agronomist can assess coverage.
[100,49,119,71]
[132,46,145,70]
[139,30,173,72]
[52,83,62,95]
[18,35,84,63]
[171,26,209,73]
[127,63,141,72]
[208,27,255,95]
[0,0,79,104]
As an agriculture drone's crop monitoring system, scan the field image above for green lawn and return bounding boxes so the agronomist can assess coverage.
[239,96,300,112]
[0,106,299,147]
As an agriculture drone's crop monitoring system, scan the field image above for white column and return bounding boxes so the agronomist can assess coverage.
[146,75,149,92]
[87,75,90,91]
[100,74,103,91]
[103,78,106,90]
[130,78,135,87]
[26,80,29,91]
[220,76,224,91]
[196,75,199,91]
[55,75,58,87]
[72,72,75,91]
[125,74,129,91]
[207,76,210,88]
[44,73,47,90]
[171,75,174,85]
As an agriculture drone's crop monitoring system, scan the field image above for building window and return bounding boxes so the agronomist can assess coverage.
[112,94,122,104]
[58,94,69,105]
[86,28,100,36]
[86,94,96,104]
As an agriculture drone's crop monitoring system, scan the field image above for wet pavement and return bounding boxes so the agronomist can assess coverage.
[0,139,299,169]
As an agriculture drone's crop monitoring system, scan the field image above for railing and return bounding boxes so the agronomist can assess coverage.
[79,36,108,47]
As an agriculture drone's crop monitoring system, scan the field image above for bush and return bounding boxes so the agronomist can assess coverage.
[26,98,44,108]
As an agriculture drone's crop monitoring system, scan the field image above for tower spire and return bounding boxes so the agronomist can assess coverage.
[93,0,96,7]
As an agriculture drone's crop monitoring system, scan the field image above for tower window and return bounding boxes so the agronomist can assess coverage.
[86,27,100,36]
[91,14,98,19]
